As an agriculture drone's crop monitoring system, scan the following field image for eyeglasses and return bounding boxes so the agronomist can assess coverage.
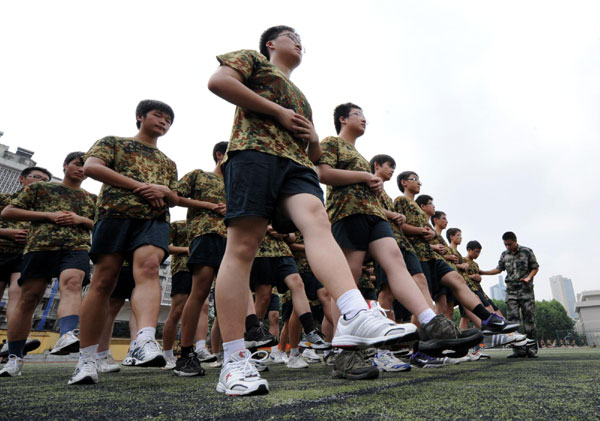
[26,174,50,181]
[349,112,368,124]
[278,32,306,53]
[406,177,422,185]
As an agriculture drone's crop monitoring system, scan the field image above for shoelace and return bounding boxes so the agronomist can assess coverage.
[369,301,391,319]
[231,350,268,378]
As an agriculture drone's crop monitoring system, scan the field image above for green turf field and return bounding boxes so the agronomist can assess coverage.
[1,349,599,420]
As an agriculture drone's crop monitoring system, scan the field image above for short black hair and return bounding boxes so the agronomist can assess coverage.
[396,171,417,193]
[63,151,85,166]
[259,25,296,60]
[446,228,461,242]
[333,102,361,134]
[212,141,229,164]
[21,166,52,180]
[467,240,482,250]
[135,100,174,129]
[415,194,433,208]
[369,154,396,174]
[502,231,517,241]
[431,210,446,226]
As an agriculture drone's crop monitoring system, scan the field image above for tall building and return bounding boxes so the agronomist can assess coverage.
[489,275,506,301]
[575,291,600,346]
[0,142,37,193]
[550,275,577,319]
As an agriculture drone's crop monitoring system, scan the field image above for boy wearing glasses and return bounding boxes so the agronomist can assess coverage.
[208,26,412,395]
[0,153,96,377]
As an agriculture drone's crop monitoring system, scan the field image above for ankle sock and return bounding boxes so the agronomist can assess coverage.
[245,314,260,331]
[290,348,300,357]
[223,338,245,363]
[79,344,98,363]
[58,315,79,336]
[96,350,109,360]
[195,340,206,351]
[337,289,368,319]
[181,345,194,357]
[473,305,491,321]
[136,326,156,343]
[299,312,316,333]
[8,340,26,358]
[417,309,436,326]
[163,349,174,358]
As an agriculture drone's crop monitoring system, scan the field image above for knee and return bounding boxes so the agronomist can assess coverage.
[286,276,304,293]
[61,277,83,297]
[19,288,44,311]
[135,256,161,280]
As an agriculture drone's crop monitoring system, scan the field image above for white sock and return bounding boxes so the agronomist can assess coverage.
[163,349,174,358]
[336,289,369,319]
[80,344,98,363]
[290,348,300,357]
[195,340,206,351]
[136,326,156,342]
[223,339,245,363]
[417,309,436,326]
[96,350,109,360]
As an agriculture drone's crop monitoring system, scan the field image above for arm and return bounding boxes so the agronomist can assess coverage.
[0,227,28,244]
[168,245,189,255]
[2,205,63,224]
[288,242,305,252]
[400,222,434,239]
[521,267,539,283]
[178,197,226,216]
[54,212,94,229]
[316,164,383,193]
[383,209,405,226]
[480,268,502,276]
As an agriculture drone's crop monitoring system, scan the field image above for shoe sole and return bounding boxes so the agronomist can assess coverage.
[374,364,411,372]
[0,371,21,377]
[331,368,380,380]
[418,331,483,358]
[332,330,419,350]
[0,340,41,358]
[482,323,520,335]
[173,369,205,377]
[199,356,218,363]
[216,382,269,396]
[136,354,166,368]
[244,338,278,349]
[49,340,80,356]
[68,376,98,385]
[299,342,332,350]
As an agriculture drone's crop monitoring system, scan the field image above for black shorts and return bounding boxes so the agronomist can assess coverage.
[374,249,424,292]
[19,250,90,286]
[0,253,22,284]
[223,150,324,233]
[474,289,494,308]
[281,299,293,322]
[267,293,281,313]
[420,259,455,299]
[187,234,226,270]
[250,256,298,294]
[332,214,394,251]
[300,271,323,301]
[171,271,192,296]
[111,265,135,300]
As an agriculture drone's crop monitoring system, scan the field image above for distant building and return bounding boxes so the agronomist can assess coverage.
[489,275,506,301]
[575,291,600,347]
[550,275,578,319]
[0,143,37,193]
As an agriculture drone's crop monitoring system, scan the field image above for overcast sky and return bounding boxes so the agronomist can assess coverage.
[1,1,599,301]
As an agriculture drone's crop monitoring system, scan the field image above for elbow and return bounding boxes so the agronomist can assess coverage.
[208,75,226,96]
[1,208,14,220]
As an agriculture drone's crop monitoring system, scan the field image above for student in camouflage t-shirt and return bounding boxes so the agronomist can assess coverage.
[207,26,406,393]
[72,100,178,385]
[1,153,95,374]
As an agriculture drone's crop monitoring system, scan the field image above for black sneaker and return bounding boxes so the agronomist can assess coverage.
[244,322,278,349]
[409,351,449,369]
[418,315,483,357]
[173,352,205,377]
[507,352,527,359]
[331,350,379,380]
[481,314,520,335]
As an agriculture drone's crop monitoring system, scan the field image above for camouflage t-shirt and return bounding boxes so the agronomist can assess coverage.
[448,247,477,289]
[432,231,456,269]
[497,246,539,284]
[177,169,226,241]
[394,196,442,262]
[216,49,314,169]
[256,233,293,258]
[11,182,96,253]
[317,136,387,224]
[0,192,29,254]
[84,136,178,222]
[464,257,483,291]
[290,232,310,274]
[379,191,415,253]
[169,220,189,276]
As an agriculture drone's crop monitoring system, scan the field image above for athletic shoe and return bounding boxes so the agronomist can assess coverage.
[418,316,483,357]
[0,355,23,377]
[244,322,278,349]
[373,351,411,372]
[250,352,269,372]
[331,350,380,380]
[267,349,288,365]
[323,352,335,366]
[392,348,411,359]
[484,331,527,348]
[121,347,136,366]
[299,329,331,350]
[332,307,419,349]
[507,351,527,358]
[209,353,224,368]
[174,352,205,377]
[301,348,322,363]
[68,360,98,385]
[195,347,218,363]
[130,338,166,368]
[163,355,177,370]
[216,350,269,396]
[0,339,41,358]
[50,330,80,355]
[409,352,450,369]
[475,350,491,359]
[287,354,309,369]
[96,353,120,373]
[481,314,520,335]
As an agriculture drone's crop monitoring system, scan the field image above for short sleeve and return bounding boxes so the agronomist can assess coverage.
[316,137,339,167]
[216,49,257,81]
[85,136,116,167]
[169,222,176,245]
[11,183,38,210]
[177,170,197,198]
[168,162,178,192]
[497,253,506,271]
[527,249,540,269]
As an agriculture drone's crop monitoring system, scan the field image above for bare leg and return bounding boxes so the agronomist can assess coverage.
[377,284,395,321]
[162,293,188,351]
[288,311,301,350]
[268,310,280,340]
[180,265,214,347]
[57,268,85,319]
[6,273,21,322]
[211,316,223,354]
[195,298,210,345]
[98,298,125,353]
[253,284,272,320]
[7,279,46,342]
[131,245,165,330]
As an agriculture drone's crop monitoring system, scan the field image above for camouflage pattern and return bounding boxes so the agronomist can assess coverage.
[256,232,293,258]
[497,245,539,284]
[379,191,415,253]
[177,169,227,241]
[281,289,291,305]
[317,136,387,225]
[169,220,189,276]
[358,261,375,290]
[0,192,29,254]
[11,182,96,253]
[84,136,178,222]
[506,281,537,345]
[290,232,310,274]
[463,256,483,291]
[216,50,314,169]
[393,196,442,262]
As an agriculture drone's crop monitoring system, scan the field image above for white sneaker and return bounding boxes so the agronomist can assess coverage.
[0,355,23,377]
[216,350,269,396]
[68,360,98,385]
[163,355,177,370]
[121,347,136,367]
[286,354,309,369]
[209,353,224,368]
[195,347,217,363]
[267,350,288,365]
[96,353,120,373]
[332,307,418,349]
[50,330,80,355]
[301,348,321,363]
[372,351,411,372]
[130,338,165,368]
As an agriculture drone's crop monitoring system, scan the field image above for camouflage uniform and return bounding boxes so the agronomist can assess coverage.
[0,192,29,255]
[379,192,415,253]
[169,220,190,276]
[498,245,539,351]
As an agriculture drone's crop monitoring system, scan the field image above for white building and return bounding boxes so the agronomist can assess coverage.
[0,142,37,193]
[575,290,600,347]
[489,275,506,301]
